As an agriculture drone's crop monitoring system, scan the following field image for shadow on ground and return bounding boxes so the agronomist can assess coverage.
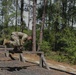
[49,67,76,75]
[7,66,27,71]
[0,66,29,72]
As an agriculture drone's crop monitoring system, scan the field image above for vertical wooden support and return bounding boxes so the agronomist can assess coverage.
[39,53,44,67]
[19,53,25,63]
[39,53,50,70]
[5,51,9,57]
[42,54,50,70]
[5,46,9,57]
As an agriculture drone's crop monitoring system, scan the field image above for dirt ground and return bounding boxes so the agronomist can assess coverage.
[12,53,76,74]
[13,53,76,69]
[0,50,76,75]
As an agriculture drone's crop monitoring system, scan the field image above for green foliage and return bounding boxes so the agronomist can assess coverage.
[23,40,32,51]
[52,28,76,64]
[40,40,51,56]
[39,26,76,64]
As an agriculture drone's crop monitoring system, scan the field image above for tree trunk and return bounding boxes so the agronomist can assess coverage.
[4,0,8,28]
[28,0,30,31]
[15,0,18,31]
[62,0,67,30]
[38,0,47,51]
[32,0,37,52]
[21,0,24,32]
[71,18,73,29]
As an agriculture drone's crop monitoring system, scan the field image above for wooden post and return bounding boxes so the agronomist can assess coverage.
[19,53,25,63]
[5,51,9,57]
[22,51,50,70]
[39,53,50,70]
[4,46,9,57]
[39,53,44,67]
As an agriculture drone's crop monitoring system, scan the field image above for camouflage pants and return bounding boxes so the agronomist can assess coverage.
[11,35,20,46]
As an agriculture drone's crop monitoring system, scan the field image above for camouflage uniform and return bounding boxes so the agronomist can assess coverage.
[3,39,16,46]
[11,32,28,46]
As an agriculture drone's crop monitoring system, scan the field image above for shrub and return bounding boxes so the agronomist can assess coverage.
[40,41,51,56]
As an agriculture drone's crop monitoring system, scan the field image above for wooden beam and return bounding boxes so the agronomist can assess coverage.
[0,48,13,51]
[0,45,5,48]
[23,51,44,54]
[5,51,9,57]
[23,51,50,70]
[19,53,25,63]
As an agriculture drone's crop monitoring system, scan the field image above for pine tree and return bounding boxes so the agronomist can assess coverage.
[32,0,37,51]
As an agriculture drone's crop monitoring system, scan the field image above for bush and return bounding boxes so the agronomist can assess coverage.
[23,40,32,51]
[40,41,51,56]
[56,28,76,64]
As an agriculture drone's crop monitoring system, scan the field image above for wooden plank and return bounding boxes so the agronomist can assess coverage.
[23,51,44,54]
[0,45,5,48]
[0,48,14,51]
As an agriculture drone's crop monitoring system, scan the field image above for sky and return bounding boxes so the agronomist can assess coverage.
[23,0,32,30]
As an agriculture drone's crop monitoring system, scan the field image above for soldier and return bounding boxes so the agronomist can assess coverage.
[11,32,32,46]
[3,32,32,46]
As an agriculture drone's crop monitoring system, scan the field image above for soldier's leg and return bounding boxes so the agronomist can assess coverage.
[11,35,20,46]
[3,39,10,45]
[21,34,28,45]
[9,41,17,46]
[3,39,15,46]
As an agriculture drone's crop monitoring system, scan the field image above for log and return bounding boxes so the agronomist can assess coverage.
[0,45,5,48]
[39,53,50,70]
[19,53,25,63]
[23,51,44,54]
[5,51,9,57]
[0,48,13,51]
[39,54,44,67]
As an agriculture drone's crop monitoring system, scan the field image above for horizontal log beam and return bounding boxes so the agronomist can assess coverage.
[23,51,44,54]
[0,45,5,48]
[0,48,14,51]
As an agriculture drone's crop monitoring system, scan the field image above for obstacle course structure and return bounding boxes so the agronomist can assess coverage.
[0,45,50,70]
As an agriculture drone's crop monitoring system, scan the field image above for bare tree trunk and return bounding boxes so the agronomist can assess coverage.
[21,0,24,32]
[4,0,8,28]
[38,0,47,51]
[15,0,18,31]
[71,0,76,29]
[71,18,73,29]
[32,0,37,52]
[28,0,30,30]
